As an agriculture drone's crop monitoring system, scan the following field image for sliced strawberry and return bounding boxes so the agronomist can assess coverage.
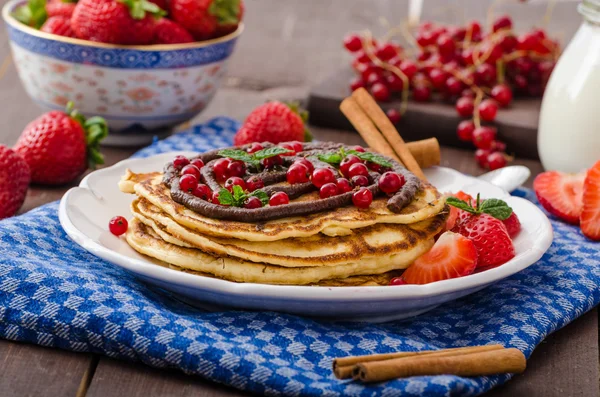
[402,231,478,284]
[444,191,474,231]
[534,171,585,224]
[454,190,474,204]
[444,205,459,231]
[503,212,521,238]
[453,213,515,269]
[581,161,600,241]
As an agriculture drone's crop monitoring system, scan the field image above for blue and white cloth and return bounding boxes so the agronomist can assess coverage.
[1,117,599,396]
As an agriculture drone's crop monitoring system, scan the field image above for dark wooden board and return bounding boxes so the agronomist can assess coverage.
[308,67,543,159]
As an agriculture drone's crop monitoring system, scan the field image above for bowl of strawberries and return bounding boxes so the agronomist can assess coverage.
[2,0,244,146]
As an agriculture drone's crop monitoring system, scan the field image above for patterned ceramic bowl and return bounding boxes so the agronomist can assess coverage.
[2,0,243,146]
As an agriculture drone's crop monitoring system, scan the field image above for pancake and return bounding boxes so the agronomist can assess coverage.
[132,197,447,268]
[120,171,446,242]
[125,218,435,285]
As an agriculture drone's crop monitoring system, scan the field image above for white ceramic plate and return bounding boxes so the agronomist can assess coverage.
[59,153,553,322]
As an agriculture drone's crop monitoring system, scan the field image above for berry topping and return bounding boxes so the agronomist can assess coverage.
[180,174,198,193]
[269,191,290,207]
[347,163,369,178]
[402,232,478,284]
[378,172,406,195]
[246,176,265,192]
[280,142,297,156]
[109,216,128,236]
[211,191,223,205]
[534,171,585,224]
[190,158,205,170]
[247,143,264,154]
[320,183,339,199]
[287,163,310,184]
[340,155,362,177]
[262,155,283,169]
[352,146,366,153]
[351,175,370,187]
[389,277,407,286]
[352,187,373,208]
[336,178,352,193]
[227,160,246,177]
[181,164,201,180]
[213,158,230,181]
[244,196,263,209]
[224,177,246,193]
[311,168,337,188]
[581,161,600,240]
[173,155,190,169]
[293,158,315,173]
[193,184,212,200]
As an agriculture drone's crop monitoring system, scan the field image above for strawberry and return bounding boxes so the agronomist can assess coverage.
[214,0,244,37]
[452,213,515,269]
[169,0,242,40]
[41,16,76,38]
[533,171,585,224]
[14,103,108,185]
[46,0,77,18]
[402,231,478,284]
[0,145,30,220]
[233,102,312,146]
[443,205,459,232]
[153,18,194,44]
[581,161,600,241]
[502,212,521,238]
[149,0,169,10]
[72,0,165,45]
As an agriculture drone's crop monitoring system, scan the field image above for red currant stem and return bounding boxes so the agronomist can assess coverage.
[473,90,484,129]
[496,59,505,85]
[361,30,410,115]
[486,0,505,32]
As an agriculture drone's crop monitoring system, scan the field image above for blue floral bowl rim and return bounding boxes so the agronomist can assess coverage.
[2,0,244,52]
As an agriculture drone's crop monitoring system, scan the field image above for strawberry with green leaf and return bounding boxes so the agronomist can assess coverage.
[169,0,243,41]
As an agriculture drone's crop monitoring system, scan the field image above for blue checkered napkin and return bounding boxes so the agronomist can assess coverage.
[1,117,599,397]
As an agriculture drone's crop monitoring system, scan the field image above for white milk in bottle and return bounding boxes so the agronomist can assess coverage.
[538,0,600,172]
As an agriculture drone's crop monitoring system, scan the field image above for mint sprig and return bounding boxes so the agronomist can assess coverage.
[216,186,269,207]
[317,148,393,168]
[446,193,513,220]
[218,147,292,167]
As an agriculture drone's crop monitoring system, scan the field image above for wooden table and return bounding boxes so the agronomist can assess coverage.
[0,1,598,396]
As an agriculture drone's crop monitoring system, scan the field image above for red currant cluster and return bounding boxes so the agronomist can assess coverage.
[343,14,559,170]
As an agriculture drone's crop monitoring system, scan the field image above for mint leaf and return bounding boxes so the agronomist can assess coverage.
[349,151,393,167]
[232,185,246,201]
[253,147,292,160]
[217,189,234,206]
[218,149,253,163]
[446,197,477,214]
[480,199,513,220]
[250,190,269,206]
[317,152,342,165]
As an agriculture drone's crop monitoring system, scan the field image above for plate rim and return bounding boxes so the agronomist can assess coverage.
[59,152,554,303]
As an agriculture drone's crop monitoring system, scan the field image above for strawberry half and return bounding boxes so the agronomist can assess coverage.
[402,231,478,284]
[581,160,600,241]
[534,171,585,224]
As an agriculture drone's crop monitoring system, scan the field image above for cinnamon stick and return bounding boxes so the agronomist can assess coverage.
[354,348,526,383]
[406,138,441,169]
[351,88,427,181]
[333,344,503,379]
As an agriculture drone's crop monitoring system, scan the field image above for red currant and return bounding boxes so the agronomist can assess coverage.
[351,175,369,187]
[336,178,352,193]
[340,155,362,177]
[352,146,366,153]
[493,15,512,32]
[366,72,385,86]
[386,74,404,92]
[413,85,431,102]
[109,216,128,236]
[389,277,407,286]
[461,48,475,65]
[371,83,390,102]
[517,33,539,52]
[320,183,339,199]
[190,158,204,170]
[224,177,246,192]
[352,188,373,209]
[368,162,390,173]
[386,109,402,124]
[290,141,304,153]
[478,99,498,122]
[500,34,518,53]
[487,152,508,170]
[400,60,418,80]
[269,191,289,206]
[455,97,474,117]
[467,20,482,35]
[475,149,492,168]
[181,164,201,180]
[193,184,212,200]
[348,163,369,178]
[416,31,435,47]
[490,140,507,153]
[293,158,314,173]
[279,142,296,156]
[457,120,475,142]
[247,142,264,154]
[213,158,230,181]
[475,63,496,86]
[343,34,363,52]
[262,155,283,169]
[173,155,190,169]
[180,174,198,193]
[212,191,223,205]
[378,172,405,194]
[472,127,497,150]
[311,168,337,188]
[244,196,263,209]
[436,34,455,57]
[428,68,447,90]
[246,176,264,192]
[513,74,528,91]
[376,43,398,60]
[350,77,366,92]
[227,160,246,177]
[445,77,462,96]
[491,84,513,107]
[287,163,310,184]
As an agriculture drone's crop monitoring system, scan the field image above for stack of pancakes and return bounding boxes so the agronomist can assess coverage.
[119,170,448,286]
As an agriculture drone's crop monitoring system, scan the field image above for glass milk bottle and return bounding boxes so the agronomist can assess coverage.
[538,0,600,172]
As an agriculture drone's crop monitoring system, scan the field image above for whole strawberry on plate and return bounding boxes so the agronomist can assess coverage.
[169,0,243,40]
[14,102,108,185]
[233,102,312,146]
[448,194,517,269]
[0,145,30,220]
[72,0,166,45]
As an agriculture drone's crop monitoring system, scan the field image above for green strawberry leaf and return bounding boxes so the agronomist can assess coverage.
[118,0,166,19]
[13,0,47,29]
[217,189,234,206]
[218,149,254,163]
[250,189,269,206]
[253,147,292,160]
[208,0,240,24]
[479,198,513,220]
[317,152,343,165]
[65,102,108,169]
[349,151,393,167]
[446,197,478,214]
